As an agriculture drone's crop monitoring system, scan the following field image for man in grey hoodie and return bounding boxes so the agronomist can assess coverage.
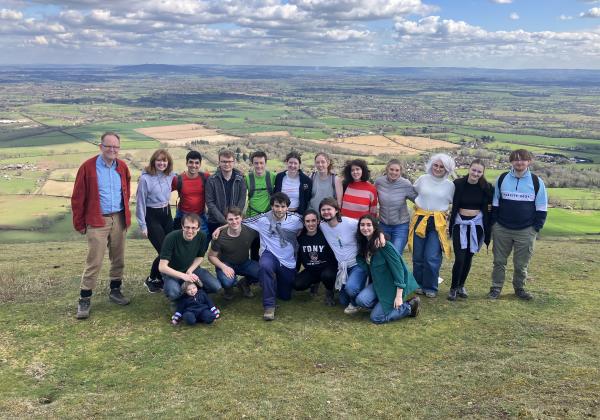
[205,149,247,235]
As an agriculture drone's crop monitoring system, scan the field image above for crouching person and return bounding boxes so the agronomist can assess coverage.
[355,215,421,324]
[171,281,220,326]
[159,213,221,302]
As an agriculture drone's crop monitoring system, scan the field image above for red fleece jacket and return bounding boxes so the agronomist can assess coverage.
[71,155,131,232]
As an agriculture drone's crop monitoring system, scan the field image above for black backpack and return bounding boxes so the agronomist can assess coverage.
[247,171,273,199]
[310,172,337,199]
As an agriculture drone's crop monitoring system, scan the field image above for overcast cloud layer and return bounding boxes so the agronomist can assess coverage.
[2,0,600,68]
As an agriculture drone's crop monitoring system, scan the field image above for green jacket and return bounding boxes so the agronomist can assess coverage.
[357,243,418,314]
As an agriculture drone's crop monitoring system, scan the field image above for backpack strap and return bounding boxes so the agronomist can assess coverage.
[497,171,539,199]
[331,174,336,200]
[265,171,273,195]
[248,173,256,199]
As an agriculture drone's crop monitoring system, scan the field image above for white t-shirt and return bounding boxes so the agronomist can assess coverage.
[282,175,300,210]
[244,211,303,269]
[320,217,358,266]
[414,174,454,211]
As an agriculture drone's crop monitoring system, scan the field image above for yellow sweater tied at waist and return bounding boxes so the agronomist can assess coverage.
[408,206,451,258]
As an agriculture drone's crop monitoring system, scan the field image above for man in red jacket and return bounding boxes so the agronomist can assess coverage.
[71,132,131,319]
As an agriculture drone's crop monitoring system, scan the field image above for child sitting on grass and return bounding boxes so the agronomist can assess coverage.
[171,281,220,326]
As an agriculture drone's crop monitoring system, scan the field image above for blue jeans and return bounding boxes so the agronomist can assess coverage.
[216,259,260,288]
[259,250,296,309]
[339,264,368,307]
[356,284,411,324]
[412,217,442,293]
[380,222,409,255]
[163,267,221,301]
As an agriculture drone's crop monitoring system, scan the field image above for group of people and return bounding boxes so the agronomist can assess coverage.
[71,131,548,326]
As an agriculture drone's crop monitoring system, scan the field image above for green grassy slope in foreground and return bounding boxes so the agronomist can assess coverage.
[0,239,598,418]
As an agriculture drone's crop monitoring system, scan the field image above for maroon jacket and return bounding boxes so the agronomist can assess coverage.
[71,155,131,232]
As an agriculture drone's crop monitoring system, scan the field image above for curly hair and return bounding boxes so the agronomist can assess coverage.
[342,159,370,188]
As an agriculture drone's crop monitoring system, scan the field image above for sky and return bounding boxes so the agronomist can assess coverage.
[2,0,600,68]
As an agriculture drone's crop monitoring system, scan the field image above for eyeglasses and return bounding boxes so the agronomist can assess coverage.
[102,144,120,150]
[182,226,199,231]
[220,160,235,164]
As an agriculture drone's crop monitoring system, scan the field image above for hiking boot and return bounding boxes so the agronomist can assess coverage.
[76,297,91,319]
[236,277,254,298]
[109,288,130,305]
[310,283,320,296]
[324,290,336,307]
[344,303,359,314]
[515,288,533,301]
[144,277,163,294]
[409,297,421,317]
[457,287,469,298]
[415,288,424,295]
[447,288,457,301]
[425,291,437,298]
[488,287,501,300]
[263,307,275,321]
[223,287,235,301]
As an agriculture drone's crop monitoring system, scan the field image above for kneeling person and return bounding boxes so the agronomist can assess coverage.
[295,210,337,306]
[208,207,259,300]
[159,213,220,301]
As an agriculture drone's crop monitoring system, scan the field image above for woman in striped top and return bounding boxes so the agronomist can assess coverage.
[340,159,378,220]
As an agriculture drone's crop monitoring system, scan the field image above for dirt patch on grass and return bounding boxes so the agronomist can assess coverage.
[136,124,241,145]
[388,135,459,150]
[249,131,290,137]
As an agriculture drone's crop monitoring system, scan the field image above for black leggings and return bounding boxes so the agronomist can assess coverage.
[145,206,173,280]
[294,265,336,292]
[451,224,483,289]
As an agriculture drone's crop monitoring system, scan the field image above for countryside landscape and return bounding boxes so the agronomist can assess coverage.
[1,64,599,417]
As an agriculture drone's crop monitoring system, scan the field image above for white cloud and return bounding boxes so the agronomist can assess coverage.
[509,12,519,20]
[33,35,48,45]
[490,0,512,3]
[0,8,23,20]
[559,14,573,21]
[580,7,600,17]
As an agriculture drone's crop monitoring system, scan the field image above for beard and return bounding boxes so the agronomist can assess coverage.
[321,214,334,222]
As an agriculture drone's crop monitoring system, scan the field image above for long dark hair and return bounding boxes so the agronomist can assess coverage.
[301,209,320,235]
[468,158,489,188]
[343,159,370,189]
[356,214,382,259]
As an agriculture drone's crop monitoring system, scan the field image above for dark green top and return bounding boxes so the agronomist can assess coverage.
[210,225,257,265]
[357,242,418,314]
[160,230,208,273]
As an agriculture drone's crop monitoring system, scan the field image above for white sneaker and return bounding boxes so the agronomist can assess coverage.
[344,303,359,314]
[438,277,444,285]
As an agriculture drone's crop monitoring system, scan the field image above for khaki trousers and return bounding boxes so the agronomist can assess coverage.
[491,223,537,291]
[81,212,126,291]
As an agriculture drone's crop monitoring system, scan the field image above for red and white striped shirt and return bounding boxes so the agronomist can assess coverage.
[341,181,378,219]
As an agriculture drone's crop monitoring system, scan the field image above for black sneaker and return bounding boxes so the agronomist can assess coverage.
[76,297,91,319]
[109,288,130,305]
[488,288,501,300]
[447,288,457,301]
[457,287,469,298]
[236,277,254,298]
[324,290,336,306]
[409,297,421,317]
[223,287,235,300]
[144,277,163,294]
[515,288,533,301]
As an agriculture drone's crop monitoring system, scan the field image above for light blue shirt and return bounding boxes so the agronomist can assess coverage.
[96,155,123,215]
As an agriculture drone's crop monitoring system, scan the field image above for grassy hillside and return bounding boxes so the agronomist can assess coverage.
[0,239,598,417]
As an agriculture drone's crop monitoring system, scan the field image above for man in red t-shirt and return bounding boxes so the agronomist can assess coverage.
[172,151,211,234]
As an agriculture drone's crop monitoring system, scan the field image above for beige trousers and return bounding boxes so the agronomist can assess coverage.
[80,212,126,291]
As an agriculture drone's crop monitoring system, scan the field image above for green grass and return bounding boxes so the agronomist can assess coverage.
[547,188,600,209]
[0,171,45,194]
[0,195,71,228]
[0,239,598,417]
[542,208,600,236]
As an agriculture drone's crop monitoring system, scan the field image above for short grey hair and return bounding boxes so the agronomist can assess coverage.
[425,153,456,179]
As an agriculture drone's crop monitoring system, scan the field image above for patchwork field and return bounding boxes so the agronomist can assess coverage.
[304,134,458,155]
[135,123,241,145]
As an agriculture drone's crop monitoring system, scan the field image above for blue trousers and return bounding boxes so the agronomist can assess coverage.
[355,284,412,324]
[380,222,409,255]
[216,259,260,288]
[338,264,368,307]
[259,250,296,309]
[412,217,442,293]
